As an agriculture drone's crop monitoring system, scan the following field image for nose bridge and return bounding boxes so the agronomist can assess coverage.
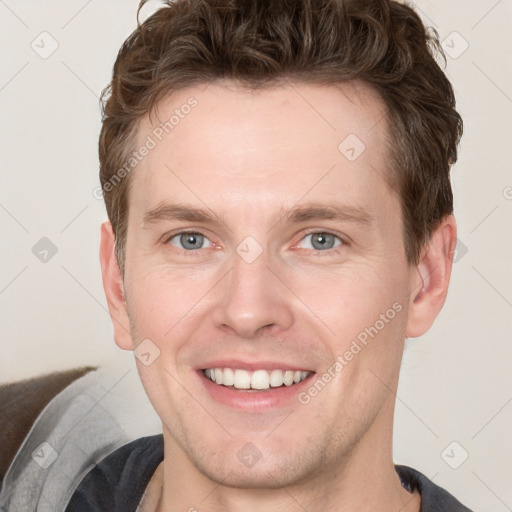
[212,245,294,338]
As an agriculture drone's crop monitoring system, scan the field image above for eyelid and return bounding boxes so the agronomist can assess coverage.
[163,228,208,241]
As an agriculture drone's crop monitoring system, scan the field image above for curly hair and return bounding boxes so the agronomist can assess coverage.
[99,0,463,272]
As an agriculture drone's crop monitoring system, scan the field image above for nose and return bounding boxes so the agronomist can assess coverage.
[211,250,294,339]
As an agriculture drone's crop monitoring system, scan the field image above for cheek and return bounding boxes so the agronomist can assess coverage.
[291,262,407,336]
[125,264,216,342]
[288,262,409,392]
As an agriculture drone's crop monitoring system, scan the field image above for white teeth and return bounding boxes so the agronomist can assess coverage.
[234,369,251,389]
[223,367,234,386]
[283,370,294,386]
[251,370,270,390]
[204,367,310,390]
[269,369,284,387]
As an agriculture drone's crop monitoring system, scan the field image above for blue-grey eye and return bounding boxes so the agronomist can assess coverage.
[299,232,342,251]
[169,232,211,250]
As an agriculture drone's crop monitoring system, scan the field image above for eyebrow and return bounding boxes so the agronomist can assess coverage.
[142,204,216,226]
[142,202,373,228]
[281,203,373,227]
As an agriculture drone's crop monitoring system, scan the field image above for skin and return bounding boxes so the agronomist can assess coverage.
[100,80,457,512]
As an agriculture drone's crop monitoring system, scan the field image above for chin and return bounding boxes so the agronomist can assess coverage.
[186,439,326,490]
[199,460,305,490]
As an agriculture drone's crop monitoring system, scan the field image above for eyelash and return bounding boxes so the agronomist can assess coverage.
[163,230,347,257]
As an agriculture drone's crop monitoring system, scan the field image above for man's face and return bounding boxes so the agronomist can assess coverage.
[120,81,416,487]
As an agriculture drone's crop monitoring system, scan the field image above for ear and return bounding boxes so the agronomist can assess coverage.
[99,221,134,350]
[405,215,457,338]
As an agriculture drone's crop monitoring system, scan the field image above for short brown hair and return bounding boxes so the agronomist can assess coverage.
[99,0,463,272]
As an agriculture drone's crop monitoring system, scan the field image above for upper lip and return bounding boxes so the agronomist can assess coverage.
[196,359,314,372]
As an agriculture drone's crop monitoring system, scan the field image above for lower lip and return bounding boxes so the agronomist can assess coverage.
[197,371,314,411]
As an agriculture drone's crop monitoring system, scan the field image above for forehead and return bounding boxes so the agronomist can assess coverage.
[129,80,394,221]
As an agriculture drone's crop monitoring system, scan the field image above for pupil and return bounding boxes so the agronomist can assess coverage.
[181,233,202,249]
[312,233,333,250]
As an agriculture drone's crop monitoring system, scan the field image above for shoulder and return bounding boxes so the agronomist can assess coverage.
[0,366,96,481]
[65,435,164,512]
[395,465,474,512]
[0,365,161,512]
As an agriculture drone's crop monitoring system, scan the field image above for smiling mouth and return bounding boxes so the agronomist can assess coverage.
[202,368,312,391]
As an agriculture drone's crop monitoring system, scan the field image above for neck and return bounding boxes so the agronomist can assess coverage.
[151,393,420,512]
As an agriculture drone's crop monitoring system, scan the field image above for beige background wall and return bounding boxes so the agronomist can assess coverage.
[1,0,511,509]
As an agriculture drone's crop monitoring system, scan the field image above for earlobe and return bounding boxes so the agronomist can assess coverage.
[405,215,457,338]
[99,221,133,350]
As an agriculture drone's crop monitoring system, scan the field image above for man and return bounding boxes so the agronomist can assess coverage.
[1,0,473,510]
